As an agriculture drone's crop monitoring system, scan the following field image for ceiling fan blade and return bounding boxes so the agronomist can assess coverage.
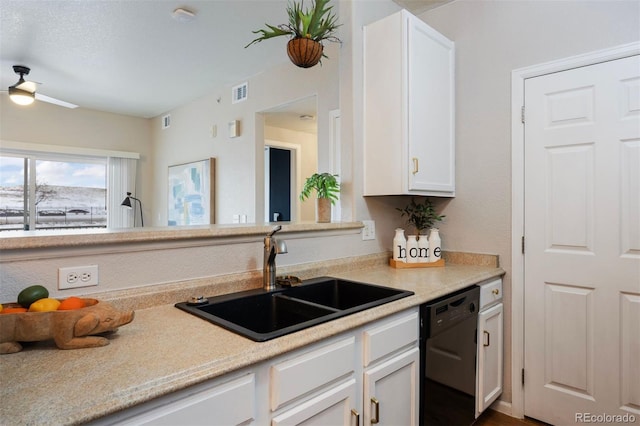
[15,80,39,92]
[35,93,78,109]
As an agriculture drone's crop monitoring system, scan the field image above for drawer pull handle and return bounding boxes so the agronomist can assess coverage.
[412,158,419,175]
[351,409,360,426]
[484,330,490,347]
[371,397,380,424]
[492,288,500,295]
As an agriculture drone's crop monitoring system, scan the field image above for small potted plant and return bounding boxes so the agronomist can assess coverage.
[397,198,445,263]
[245,0,341,68]
[300,172,340,222]
[397,198,445,235]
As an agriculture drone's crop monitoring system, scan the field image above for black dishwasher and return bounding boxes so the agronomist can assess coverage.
[420,285,480,426]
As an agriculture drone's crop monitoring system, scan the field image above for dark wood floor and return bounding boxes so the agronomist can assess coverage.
[475,409,550,426]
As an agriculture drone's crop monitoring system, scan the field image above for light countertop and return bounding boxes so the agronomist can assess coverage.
[0,260,504,425]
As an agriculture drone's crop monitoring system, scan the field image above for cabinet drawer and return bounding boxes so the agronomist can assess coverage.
[270,336,355,411]
[112,373,255,426]
[479,278,503,310]
[363,309,419,367]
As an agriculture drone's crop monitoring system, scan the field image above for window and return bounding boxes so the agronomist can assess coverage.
[0,142,139,232]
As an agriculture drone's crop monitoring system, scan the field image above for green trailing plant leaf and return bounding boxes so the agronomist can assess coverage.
[397,198,445,234]
[300,173,340,204]
[307,0,334,39]
[246,24,292,46]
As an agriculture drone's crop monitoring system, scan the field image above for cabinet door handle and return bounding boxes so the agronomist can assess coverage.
[351,408,360,426]
[484,330,490,347]
[371,397,380,424]
[412,157,419,175]
[492,288,500,295]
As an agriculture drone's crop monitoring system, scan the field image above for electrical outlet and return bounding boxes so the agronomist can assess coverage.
[58,265,99,290]
[362,220,376,240]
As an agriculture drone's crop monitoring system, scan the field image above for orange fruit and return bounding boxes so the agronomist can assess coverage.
[1,307,28,314]
[57,296,87,311]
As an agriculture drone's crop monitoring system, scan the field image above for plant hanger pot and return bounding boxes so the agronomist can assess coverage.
[287,38,323,68]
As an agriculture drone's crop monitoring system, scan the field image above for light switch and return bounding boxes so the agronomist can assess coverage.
[228,120,240,138]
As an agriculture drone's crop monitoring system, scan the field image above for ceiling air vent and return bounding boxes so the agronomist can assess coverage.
[232,82,248,104]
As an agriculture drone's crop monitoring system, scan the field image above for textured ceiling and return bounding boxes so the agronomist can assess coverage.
[0,0,451,119]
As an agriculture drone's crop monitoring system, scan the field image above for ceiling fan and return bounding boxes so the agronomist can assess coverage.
[4,65,78,109]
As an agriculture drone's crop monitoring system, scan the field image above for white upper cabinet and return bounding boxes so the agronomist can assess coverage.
[363,9,455,197]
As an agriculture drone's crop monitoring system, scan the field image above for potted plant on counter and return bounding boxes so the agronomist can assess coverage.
[397,197,445,235]
[300,172,340,223]
[397,198,445,263]
[244,0,341,68]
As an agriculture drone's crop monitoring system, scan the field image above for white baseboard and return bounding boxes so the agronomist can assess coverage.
[490,399,519,418]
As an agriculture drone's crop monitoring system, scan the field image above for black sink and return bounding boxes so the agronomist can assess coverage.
[286,277,409,311]
[175,277,413,341]
[195,293,338,338]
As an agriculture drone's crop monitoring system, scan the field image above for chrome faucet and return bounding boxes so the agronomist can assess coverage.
[263,225,287,290]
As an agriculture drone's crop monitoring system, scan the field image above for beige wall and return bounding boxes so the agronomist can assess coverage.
[415,0,640,404]
[149,48,339,226]
[0,96,150,152]
[0,96,152,205]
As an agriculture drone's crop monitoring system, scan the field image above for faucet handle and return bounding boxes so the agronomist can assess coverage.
[268,225,282,237]
[276,275,301,287]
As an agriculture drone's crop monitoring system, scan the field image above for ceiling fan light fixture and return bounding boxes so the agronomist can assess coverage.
[8,86,35,106]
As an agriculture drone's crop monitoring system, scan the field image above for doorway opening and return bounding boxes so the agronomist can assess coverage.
[259,95,318,222]
[264,146,296,222]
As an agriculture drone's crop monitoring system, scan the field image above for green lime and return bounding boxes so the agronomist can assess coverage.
[17,285,49,308]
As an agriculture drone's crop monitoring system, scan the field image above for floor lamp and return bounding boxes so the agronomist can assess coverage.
[121,192,144,227]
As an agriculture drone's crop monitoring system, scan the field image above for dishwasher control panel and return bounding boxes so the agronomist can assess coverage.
[424,285,480,336]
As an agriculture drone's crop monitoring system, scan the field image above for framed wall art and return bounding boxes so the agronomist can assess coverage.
[168,158,215,226]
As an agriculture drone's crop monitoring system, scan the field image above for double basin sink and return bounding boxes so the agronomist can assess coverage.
[175,277,414,341]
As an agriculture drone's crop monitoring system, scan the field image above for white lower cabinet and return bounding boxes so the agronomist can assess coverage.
[272,308,419,426]
[94,308,419,426]
[269,336,358,425]
[93,373,256,426]
[476,279,504,417]
[362,309,420,426]
[271,379,358,426]
[363,348,420,426]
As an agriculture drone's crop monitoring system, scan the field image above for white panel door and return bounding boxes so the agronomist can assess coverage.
[524,55,640,425]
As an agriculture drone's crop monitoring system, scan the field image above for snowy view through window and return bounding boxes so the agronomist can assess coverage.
[0,156,107,231]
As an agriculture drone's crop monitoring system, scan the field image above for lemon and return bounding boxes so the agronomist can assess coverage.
[28,298,61,312]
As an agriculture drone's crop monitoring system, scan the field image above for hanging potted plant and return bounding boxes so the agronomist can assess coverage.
[300,172,340,222]
[245,0,341,68]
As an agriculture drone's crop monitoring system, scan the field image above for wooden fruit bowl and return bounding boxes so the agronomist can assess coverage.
[0,298,135,354]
